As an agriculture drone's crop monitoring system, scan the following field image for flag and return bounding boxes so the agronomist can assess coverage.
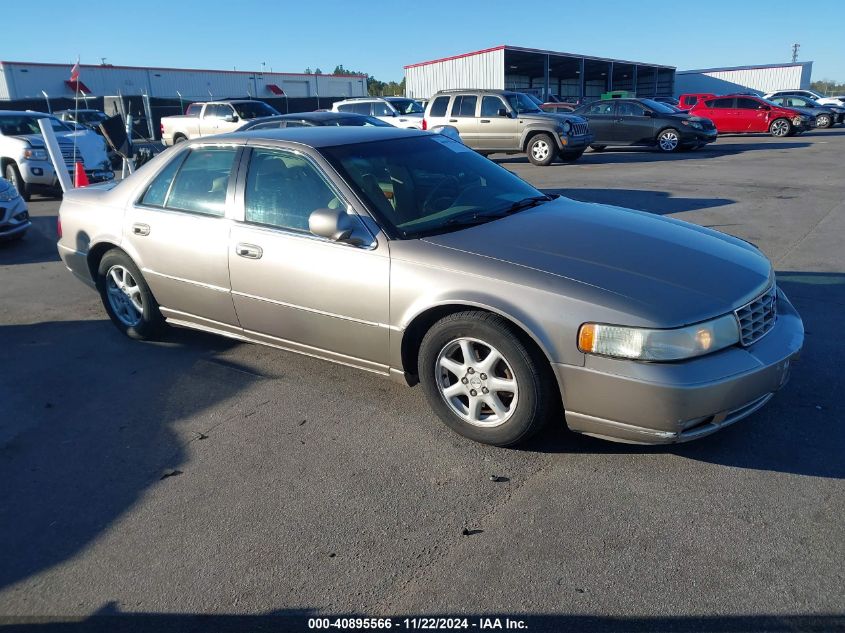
[70,60,80,82]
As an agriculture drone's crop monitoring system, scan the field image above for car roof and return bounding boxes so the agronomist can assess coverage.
[0,110,56,118]
[217,125,425,148]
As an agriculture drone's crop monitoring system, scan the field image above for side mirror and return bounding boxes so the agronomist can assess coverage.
[223,114,237,122]
[643,110,654,117]
[497,108,509,117]
[309,207,359,244]
[758,105,771,111]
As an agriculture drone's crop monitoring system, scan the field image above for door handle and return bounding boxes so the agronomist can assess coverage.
[449,119,458,123]
[480,119,491,123]
[132,223,150,236]
[235,243,263,260]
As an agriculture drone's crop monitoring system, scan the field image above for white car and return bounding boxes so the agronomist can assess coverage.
[0,111,113,200]
[764,89,845,108]
[0,177,30,240]
[332,97,425,129]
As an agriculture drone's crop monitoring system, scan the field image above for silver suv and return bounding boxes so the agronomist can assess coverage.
[423,90,593,166]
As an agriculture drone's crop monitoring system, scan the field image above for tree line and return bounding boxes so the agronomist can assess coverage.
[303,65,406,97]
[810,79,845,96]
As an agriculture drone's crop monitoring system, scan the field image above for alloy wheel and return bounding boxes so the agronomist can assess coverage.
[658,130,679,151]
[531,140,551,162]
[105,265,144,327]
[771,119,790,137]
[435,337,519,427]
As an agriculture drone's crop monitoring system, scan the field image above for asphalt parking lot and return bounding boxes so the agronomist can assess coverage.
[1,131,843,632]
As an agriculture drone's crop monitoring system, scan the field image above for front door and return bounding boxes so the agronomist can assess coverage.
[476,95,518,150]
[227,147,390,371]
[613,101,655,145]
[735,97,769,132]
[123,144,240,327]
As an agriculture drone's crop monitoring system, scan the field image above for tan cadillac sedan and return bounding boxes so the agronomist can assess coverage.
[57,128,803,446]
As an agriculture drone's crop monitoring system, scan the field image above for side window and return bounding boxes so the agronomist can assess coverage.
[686,96,698,106]
[336,104,354,113]
[252,121,285,130]
[737,98,760,109]
[481,96,506,117]
[618,102,646,116]
[587,102,614,115]
[164,146,238,216]
[283,120,309,128]
[186,103,202,116]
[429,96,449,117]
[140,152,188,207]
[769,98,784,106]
[709,98,735,109]
[372,102,393,117]
[451,95,477,117]
[352,103,372,115]
[244,148,344,233]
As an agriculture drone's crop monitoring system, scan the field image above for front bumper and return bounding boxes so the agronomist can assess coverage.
[0,197,30,239]
[20,160,114,187]
[558,133,594,151]
[555,288,804,444]
[682,128,718,145]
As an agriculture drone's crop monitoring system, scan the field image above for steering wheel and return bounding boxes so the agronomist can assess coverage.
[423,176,460,214]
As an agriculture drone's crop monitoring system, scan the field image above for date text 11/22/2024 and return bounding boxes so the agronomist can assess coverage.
[308,617,529,629]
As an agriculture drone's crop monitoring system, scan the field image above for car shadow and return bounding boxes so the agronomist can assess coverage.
[494,141,812,166]
[541,187,734,215]
[0,320,255,591]
[524,271,844,480]
[2,606,843,633]
[0,215,61,266]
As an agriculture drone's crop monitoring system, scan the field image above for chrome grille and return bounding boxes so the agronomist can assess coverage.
[58,143,79,168]
[735,285,778,346]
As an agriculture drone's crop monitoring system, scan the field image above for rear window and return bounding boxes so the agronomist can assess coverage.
[233,101,280,119]
[186,104,202,117]
[429,96,449,117]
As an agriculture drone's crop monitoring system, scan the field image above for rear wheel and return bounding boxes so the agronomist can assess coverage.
[418,311,556,446]
[526,134,556,166]
[173,134,187,144]
[96,250,165,340]
[4,162,31,201]
[815,114,832,129]
[769,118,792,137]
[656,128,681,152]
[558,150,584,162]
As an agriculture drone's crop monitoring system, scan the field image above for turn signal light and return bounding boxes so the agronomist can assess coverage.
[421,118,428,130]
[57,217,62,239]
[577,323,595,353]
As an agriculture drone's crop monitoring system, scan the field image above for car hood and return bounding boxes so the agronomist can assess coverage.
[422,197,772,327]
[525,111,588,124]
[14,131,109,168]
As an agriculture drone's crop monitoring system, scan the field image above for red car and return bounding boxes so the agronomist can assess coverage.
[688,94,815,137]
[678,93,715,111]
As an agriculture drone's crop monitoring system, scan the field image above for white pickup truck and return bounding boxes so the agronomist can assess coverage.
[160,100,280,146]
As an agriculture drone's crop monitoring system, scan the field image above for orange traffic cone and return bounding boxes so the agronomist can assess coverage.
[74,161,89,188]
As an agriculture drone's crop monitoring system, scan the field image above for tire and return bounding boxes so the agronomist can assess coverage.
[590,145,607,152]
[815,114,832,129]
[526,133,556,166]
[4,162,31,202]
[96,250,165,340]
[769,118,792,137]
[558,150,585,162]
[656,128,681,152]
[417,311,556,446]
[173,134,187,144]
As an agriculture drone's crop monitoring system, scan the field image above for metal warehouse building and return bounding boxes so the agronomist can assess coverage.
[675,62,813,96]
[405,45,676,101]
[0,60,367,101]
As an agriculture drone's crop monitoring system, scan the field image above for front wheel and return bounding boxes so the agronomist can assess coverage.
[97,250,165,340]
[816,114,832,129]
[656,128,681,152]
[526,134,556,166]
[769,118,792,137]
[418,311,556,446]
[4,162,31,202]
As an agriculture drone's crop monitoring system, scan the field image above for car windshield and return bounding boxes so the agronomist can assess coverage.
[234,102,280,119]
[76,111,108,123]
[321,135,549,239]
[388,99,425,115]
[640,99,677,114]
[0,115,72,136]
[524,94,544,106]
[506,93,543,114]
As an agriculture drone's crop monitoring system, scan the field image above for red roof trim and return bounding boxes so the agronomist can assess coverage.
[0,60,366,79]
[403,46,506,69]
[65,79,91,94]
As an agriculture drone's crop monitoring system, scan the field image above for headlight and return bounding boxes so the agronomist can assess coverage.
[561,121,572,134]
[23,148,48,161]
[0,183,20,202]
[577,314,740,361]
[682,120,703,130]
[792,116,803,124]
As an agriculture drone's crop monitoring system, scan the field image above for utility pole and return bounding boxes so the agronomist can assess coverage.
[791,43,800,63]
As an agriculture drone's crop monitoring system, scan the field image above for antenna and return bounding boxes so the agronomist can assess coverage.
[791,43,800,63]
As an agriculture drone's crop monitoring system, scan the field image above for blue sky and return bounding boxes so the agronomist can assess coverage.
[2,0,843,82]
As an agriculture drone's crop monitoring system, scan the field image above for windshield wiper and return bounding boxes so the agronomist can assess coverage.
[499,194,554,215]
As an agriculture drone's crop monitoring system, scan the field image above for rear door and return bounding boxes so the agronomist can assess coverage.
[476,95,518,150]
[227,146,390,370]
[123,144,240,327]
[702,97,736,132]
[446,94,480,146]
[613,101,655,145]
